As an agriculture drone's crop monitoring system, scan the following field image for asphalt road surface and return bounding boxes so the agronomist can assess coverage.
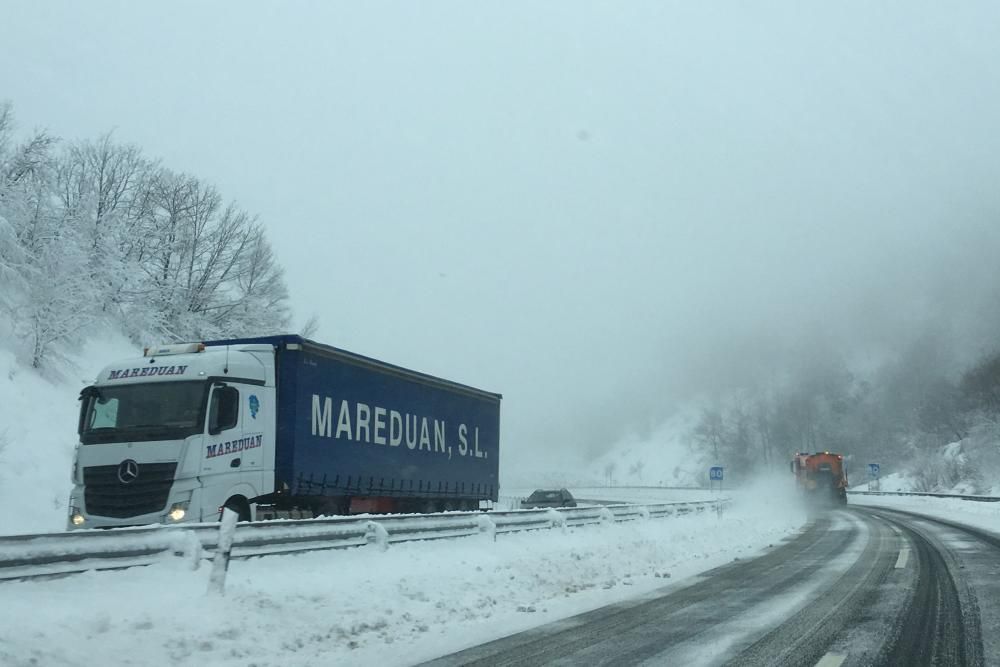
[422,505,1000,667]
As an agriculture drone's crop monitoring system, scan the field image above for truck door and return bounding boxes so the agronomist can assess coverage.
[201,383,238,475]
[196,381,273,521]
[201,381,271,474]
[228,382,270,473]
[200,382,267,473]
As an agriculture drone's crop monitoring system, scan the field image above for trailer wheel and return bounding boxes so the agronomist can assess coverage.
[222,496,251,522]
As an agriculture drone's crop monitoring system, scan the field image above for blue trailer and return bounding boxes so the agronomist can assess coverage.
[70,335,501,528]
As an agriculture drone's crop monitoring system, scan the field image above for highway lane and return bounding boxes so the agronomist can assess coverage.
[421,505,1000,666]
[861,506,1000,665]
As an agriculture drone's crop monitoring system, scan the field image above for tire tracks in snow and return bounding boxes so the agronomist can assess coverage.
[423,505,1000,666]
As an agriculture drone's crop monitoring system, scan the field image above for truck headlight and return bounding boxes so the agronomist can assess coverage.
[68,500,84,525]
[167,502,189,522]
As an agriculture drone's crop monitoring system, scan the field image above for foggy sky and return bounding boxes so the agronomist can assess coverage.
[4,2,1000,476]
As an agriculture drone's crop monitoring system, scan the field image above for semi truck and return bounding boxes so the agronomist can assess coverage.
[68,335,501,529]
[791,451,848,506]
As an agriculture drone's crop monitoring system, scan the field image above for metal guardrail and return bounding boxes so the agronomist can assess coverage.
[0,498,729,582]
[848,490,1000,503]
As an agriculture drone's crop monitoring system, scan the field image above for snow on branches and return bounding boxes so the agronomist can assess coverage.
[0,102,290,368]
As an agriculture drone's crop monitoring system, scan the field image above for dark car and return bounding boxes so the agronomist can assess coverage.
[521,488,576,509]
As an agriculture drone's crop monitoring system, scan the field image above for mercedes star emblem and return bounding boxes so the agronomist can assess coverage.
[117,459,139,484]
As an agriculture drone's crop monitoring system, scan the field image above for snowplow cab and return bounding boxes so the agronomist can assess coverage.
[791,451,848,506]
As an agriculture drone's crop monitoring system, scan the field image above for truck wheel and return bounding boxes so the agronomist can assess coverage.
[222,497,251,522]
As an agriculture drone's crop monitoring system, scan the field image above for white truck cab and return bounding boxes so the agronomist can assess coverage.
[68,342,277,529]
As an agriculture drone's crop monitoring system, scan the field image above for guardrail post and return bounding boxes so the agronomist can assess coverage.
[365,521,389,551]
[207,508,239,596]
[477,514,497,542]
[180,530,203,570]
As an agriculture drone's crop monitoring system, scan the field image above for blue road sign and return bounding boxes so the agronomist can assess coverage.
[709,466,724,481]
[868,463,880,477]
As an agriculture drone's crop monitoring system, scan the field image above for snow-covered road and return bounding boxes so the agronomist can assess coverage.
[428,498,1000,666]
[0,486,803,667]
[8,490,997,666]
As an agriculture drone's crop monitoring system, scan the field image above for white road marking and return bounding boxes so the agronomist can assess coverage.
[815,652,847,667]
[895,547,910,569]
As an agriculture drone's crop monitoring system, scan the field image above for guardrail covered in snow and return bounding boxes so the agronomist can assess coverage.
[0,498,729,582]
[848,490,1000,503]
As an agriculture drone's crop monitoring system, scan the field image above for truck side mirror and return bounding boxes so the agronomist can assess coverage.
[208,385,239,435]
[77,386,101,435]
[78,387,90,435]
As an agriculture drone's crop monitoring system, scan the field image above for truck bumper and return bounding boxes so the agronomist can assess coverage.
[67,482,204,530]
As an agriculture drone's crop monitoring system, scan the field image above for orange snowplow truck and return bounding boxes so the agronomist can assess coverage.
[791,452,848,506]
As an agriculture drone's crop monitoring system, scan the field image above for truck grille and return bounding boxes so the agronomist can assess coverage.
[84,462,177,518]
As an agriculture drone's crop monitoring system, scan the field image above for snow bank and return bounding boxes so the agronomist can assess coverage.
[0,331,139,535]
[850,493,1000,536]
[0,488,805,666]
[500,486,717,509]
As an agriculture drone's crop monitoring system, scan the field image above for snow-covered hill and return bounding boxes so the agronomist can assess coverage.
[0,330,139,534]
[586,408,706,488]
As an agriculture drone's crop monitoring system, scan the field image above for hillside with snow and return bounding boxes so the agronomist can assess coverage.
[586,408,707,488]
[0,328,139,534]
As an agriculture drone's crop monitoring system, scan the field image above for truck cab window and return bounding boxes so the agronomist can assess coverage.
[90,396,119,428]
[209,386,239,434]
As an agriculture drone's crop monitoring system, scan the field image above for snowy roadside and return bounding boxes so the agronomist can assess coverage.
[500,486,718,509]
[0,491,805,667]
[849,493,1000,535]
[568,487,718,504]
[0,332,140,536]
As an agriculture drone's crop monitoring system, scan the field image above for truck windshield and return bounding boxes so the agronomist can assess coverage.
[79,381,208,444]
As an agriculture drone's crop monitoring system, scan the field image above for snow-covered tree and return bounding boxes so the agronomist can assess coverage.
[0,212,26,316]
[0,118,95,368]
[56,134,153,317]
[0,101,292,367]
